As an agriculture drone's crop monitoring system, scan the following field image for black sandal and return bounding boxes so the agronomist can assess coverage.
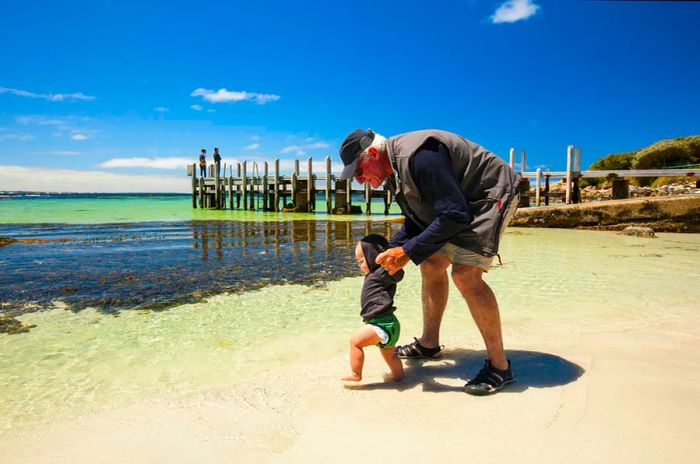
[464,359,514,396]
[396,337,444,360]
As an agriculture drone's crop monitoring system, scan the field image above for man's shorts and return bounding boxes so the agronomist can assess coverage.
[366,314,401,349]
[436,194,520,272]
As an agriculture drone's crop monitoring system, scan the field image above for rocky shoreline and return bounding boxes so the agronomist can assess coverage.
[511,195,700,232]
[536,180,700,202]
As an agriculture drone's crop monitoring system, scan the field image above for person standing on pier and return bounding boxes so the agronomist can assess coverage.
[338,129,520,395]
[199,148,207,177]
[213,147,222,177]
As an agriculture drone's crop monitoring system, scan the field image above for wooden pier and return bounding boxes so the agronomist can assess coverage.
[190,149,699,213]
[508,146,700,207]
[188,156,392,215]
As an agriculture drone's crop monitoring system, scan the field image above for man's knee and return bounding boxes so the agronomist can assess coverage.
[420,254,451,278]
[451,264,484,290]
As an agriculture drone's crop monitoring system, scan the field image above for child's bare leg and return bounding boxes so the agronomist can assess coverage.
[380,347,404,381]
[342,326,382,381]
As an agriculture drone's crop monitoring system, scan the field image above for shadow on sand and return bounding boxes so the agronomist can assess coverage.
[345,349,585,394]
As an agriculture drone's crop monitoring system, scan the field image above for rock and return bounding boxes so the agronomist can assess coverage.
[0,236,17,247]
[0,317,37,335]
[620,226,656,238]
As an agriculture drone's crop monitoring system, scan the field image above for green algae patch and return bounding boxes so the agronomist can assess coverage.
[0,317,37,335]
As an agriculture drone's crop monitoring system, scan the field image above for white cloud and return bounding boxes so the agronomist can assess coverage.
[491,0,540,24]
[16,115,71,127]
[153,107,170,113]
[244,143,260,150]
[191,87,280,105]
[49,150,82,156]
[0,165,186,193]
[190,104,203,111]
[0,86,96,102]
[0,131,34,141]
[99,157,194,170]
[70,131,89,141]
[280,142,331,156]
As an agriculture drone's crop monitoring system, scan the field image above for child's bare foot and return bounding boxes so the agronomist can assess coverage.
[342,373,362,381]
[383,371,404,382]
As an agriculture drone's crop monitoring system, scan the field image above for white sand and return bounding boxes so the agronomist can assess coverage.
[2,302,699,463]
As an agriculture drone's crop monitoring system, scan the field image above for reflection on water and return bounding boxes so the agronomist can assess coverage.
[0,220,400,314]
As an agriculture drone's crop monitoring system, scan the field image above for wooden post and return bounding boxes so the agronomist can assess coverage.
[249,163,254,211]
[612,178,630,199]
[573,147,582,204]
[325,156,332,214]
[365,183,371,214]
[228,176,233,210]
[566,145,573,204]
[291,172,297,210]
[544,170,551,206]
[214,160,220,209]
[518,149,529,208]
[199,177,205,208]
[235,163,241,209]
[191,163,197,208]
[274,159,280,212]
[509,148,515,170]
[263,162,269,211]
[242,161,248,210]
[535,168,542,206]
[307,157,314,211]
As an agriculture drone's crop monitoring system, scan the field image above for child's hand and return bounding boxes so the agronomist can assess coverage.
[376,247,410,275]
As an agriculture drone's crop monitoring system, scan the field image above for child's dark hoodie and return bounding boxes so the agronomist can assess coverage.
[359,235,404,321]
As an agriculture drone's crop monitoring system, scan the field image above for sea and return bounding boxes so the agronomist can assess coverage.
[1,192,699,433]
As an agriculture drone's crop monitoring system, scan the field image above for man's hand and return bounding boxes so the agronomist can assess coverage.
[376,246,410,275]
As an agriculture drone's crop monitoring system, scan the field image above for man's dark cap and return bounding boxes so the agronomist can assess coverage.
[339,129,375,179]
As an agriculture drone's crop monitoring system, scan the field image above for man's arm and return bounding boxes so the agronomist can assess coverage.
[388,216,422,248]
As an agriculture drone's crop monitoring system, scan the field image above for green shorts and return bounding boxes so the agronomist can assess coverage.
[366,314,401,349]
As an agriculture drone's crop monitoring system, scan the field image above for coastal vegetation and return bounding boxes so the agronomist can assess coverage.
[583,135,700,187]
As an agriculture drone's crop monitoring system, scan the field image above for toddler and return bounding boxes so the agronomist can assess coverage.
[342,234,404,382]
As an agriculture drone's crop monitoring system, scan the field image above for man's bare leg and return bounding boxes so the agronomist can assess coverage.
[451,264,508,370]
[418,254,452,348]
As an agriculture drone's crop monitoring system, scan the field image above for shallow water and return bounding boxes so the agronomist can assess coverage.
[0,220,400,312]
[1,228,699,434]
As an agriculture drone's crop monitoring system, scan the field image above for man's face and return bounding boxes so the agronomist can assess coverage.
[354,153,388,189]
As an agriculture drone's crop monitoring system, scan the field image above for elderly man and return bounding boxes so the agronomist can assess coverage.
[338,129,520,395]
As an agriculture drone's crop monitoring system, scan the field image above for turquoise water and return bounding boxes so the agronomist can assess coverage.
[0,194,403,224]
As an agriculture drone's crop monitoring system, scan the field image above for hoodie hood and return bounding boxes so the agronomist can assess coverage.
[359,234,387,273]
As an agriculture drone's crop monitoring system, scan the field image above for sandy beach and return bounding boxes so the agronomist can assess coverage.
[2,260,699,463]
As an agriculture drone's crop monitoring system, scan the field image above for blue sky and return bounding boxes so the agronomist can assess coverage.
[1,0,699,192]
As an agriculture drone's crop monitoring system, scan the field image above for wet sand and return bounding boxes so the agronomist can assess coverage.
[2,266,699,463]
